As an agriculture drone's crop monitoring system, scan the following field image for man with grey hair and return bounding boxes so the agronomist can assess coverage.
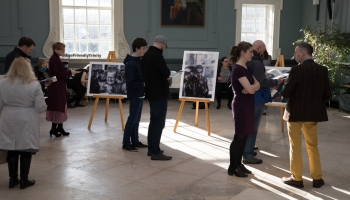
[243,40,283,165]
[281,43,331,188]
[142,35,172,160]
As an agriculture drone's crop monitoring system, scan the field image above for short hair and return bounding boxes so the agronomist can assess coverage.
[5,57,36,84]
[132,38,147,52]
[18,36,36,47]
[221,57,228,62]
[52,42,65,52]
[37,59,46,67]
[229,41,253,64]
[296,43,313,56]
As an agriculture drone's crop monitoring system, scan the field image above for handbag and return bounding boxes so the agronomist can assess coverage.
[0,150,8,164]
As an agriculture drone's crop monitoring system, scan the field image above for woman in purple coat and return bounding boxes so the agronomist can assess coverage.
[45,42,77,138]
[228,42,260,177]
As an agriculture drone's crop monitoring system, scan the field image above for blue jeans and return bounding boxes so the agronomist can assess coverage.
[147,98,168,155]
[243,103,265,158]
[122,98,143,145]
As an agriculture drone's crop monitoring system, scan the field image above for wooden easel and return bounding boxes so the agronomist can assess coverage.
[173,98,211,136]
[87,51,125,130]
[275,55,285,67]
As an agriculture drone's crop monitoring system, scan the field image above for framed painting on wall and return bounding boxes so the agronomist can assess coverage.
[179,51,219,101]
[87,62,127,97]
[161,0,205,26]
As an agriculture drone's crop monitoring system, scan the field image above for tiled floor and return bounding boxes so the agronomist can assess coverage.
[1,99,350,199]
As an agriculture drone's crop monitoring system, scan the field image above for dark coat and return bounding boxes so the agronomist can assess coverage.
[45,53,72,112]
[282,59,332,122]
[5,47,31,73]
[141,46,170,99]
[124,54,144,98]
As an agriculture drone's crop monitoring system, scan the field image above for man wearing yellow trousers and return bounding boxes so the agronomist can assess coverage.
[281,43,332,188]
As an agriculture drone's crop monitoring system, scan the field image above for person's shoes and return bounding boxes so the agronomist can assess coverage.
[243,157,262,164]
[122,144,138,152]
[313,178,325,188]
[67,103,75,108]
[254,146,258,150]
[282,177,304,188]
[228,166,248,177]
[147,150,164,156]
[227,104,232,110]
[253,152,257,157]
[9,177,20,188]
[132,142,148,148]
[263,111,267,115]
[151,153,172,160]
[20,177,35,189]
[216,103,221,109]
[237,164,252,174]
[56,127,70,136]
[74,103,85,107]
[49,129,61,138]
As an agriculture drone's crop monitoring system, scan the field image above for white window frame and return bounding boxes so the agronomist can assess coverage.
[235,0,283,59]
[43,0,129,62]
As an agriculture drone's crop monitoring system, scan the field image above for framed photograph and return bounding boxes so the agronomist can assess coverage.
[87,62,127,97]
[179,51,219,101]
[161,0,205,26]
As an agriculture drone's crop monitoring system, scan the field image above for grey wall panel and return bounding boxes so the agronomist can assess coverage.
[0,0,12,37]
[0,0,22,45]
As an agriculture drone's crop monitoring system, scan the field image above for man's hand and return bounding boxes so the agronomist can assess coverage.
[277,77,284,85]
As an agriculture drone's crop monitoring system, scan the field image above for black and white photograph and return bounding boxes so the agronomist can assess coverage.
[179,51,219,101]
[87,62,127,96]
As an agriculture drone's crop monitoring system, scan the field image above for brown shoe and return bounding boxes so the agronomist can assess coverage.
[313,178,324,188]
[282,177,304,188]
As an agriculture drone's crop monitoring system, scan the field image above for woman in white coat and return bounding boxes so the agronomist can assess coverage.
[0,57,47,189]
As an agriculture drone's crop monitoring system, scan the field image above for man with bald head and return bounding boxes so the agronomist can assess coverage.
[242,40,283,164]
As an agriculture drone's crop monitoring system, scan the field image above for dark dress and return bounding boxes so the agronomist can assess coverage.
[231,64,255,136]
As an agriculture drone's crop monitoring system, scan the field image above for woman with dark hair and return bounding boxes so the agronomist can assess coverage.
[215,57,234,109]
[45,42,77,138]
[228,42,260,177]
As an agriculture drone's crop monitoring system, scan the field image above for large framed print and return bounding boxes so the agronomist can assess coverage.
[87,62,127,97]
[179,51,219,101]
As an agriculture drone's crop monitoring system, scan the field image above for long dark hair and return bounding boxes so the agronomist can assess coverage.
[229,41,252,64]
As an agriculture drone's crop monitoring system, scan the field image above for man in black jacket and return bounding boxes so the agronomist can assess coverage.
[142,35,172,160]
[5,37,36,73]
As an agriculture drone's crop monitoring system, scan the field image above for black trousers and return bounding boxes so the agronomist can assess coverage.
[229,135,248,168]
[7,150,32,178]
[215,82,233,105]
[66,79,87,105]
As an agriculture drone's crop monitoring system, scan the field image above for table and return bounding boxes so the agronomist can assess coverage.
[265,102,287,132]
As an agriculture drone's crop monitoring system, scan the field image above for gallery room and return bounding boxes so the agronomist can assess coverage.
[0,0,350,199]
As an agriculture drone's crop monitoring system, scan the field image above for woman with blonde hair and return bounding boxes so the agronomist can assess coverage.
[0,57,47,189]
[45,42,77,138]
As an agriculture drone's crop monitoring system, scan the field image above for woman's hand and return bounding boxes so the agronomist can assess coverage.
[218,77,223,81]
[242,89,248,94]
[71,70,77,75]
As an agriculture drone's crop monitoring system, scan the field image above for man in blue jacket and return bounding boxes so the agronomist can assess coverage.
[243,40,283,164]
[122,38,148,152]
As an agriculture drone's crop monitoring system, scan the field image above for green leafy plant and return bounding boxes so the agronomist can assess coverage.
[294,25,350,83]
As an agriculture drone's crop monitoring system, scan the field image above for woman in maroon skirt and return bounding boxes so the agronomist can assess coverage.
[228,42,260,177]
[45,42,77,138]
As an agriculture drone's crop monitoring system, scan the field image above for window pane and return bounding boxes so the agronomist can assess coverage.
[63,9,74,23]
[246,6,255,19]
[88,9,99,24]
[241,34,246,41]
[256,34,264,41]
[256,20,265,32]
[241,20,247,32]
[87,0,98,6]
[100,25,111,40]
[100,42,110,56]
[246,34,255,43]
[76,41,87,53]
[242,6,246,19]
[256,7,266,19]
[100,10,111,24]
[88,42,99,53]
[245,20,255,32]
[75,9,86,24]
[75,25,87,39]
[100,0,111,7]
[62,0,73,6]
[88,25,99,39]
[63,24,74,39]
[75,0,86,6]
[63,40,74,53]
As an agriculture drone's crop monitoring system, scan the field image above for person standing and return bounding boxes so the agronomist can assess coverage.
[45,42,77,138]
[142,35,172,160]
[242,40,283,164]
[0,57,47,189]
[215,57,233,109]
[281,43,332,188]
[5,36,36,73]
[122,38,148,152]
[228,42,260,177]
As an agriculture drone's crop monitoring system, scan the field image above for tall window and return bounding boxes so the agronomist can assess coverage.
[235,0,283,59]
[61,0,113,57]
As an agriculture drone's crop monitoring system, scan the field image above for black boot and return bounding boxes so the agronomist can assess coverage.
[7,153,19,188]
[57,124,70,136]
[216,102,221,109]
[50,123,61,138]
[228,165,248,177]
[20,153,35,189]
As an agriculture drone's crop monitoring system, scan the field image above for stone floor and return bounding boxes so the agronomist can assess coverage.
[0,99,349,200]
